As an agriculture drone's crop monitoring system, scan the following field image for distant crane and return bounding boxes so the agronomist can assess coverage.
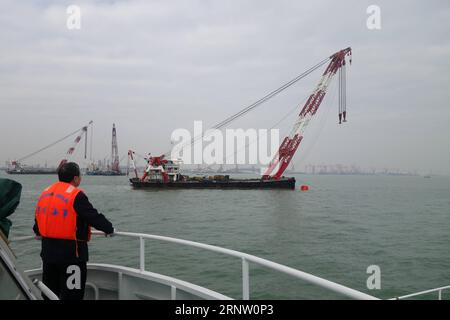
[111,123,120,174]
[8,121,93,174]
[85,123,124,176]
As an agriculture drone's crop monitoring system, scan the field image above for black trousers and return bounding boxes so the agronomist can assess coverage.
[42,261,87,300]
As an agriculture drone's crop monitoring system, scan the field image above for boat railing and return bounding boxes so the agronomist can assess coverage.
[389,285,450,300]
[32,279,59,300]
[11,230,378,300]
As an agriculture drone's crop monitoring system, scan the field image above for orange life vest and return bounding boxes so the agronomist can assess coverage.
[35,181,91,241]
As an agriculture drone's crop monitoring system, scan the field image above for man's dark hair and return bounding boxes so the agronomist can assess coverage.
[58,162,80,183]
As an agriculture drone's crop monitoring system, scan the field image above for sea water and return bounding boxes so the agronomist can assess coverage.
[4,171,450,299]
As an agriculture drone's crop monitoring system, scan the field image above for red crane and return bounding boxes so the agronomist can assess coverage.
[58,121,93,169]
[262,47,352,180]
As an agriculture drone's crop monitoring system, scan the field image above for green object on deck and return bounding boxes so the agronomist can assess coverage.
[0,178,22,238]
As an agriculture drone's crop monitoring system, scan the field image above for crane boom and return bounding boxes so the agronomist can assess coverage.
[58,120,93,169]
[263,47,352,180]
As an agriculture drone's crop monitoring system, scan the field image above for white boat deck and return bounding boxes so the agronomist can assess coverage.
[5,231,450,300]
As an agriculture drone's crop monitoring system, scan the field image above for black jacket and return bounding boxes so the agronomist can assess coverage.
[33,191,114,263]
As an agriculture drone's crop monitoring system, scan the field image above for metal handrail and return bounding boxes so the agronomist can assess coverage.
[32,279,59,300]
[389,285,450,300]
[11,231,378,300]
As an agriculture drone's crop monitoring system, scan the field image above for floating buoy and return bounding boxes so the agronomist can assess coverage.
[300,185,309,191]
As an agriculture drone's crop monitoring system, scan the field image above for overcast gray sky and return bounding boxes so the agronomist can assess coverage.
[1,0,449,174]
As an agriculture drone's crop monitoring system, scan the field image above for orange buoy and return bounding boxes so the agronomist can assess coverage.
[300,185,309,191]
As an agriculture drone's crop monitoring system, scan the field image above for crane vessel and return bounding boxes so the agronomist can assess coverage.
[128,48,352,190]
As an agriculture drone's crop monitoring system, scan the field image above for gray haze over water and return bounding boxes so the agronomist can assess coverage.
[1,0,450,175]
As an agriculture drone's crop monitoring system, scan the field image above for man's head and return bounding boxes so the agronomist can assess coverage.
[58,162,81,187]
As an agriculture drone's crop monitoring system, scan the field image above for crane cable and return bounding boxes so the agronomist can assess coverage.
[338,62,347,124]
[17,125,89,162]
[225,77,339,172]
[343,62,347,121]
[211,57,331,130]
[222,89,315,165]
[163,56,331,157]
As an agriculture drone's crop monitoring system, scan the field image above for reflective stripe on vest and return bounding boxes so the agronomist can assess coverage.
[35,181,85,241]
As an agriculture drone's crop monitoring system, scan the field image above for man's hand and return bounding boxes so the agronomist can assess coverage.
[105,228,115,237]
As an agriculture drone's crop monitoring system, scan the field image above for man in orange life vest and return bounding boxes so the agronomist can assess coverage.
[33,162,114,300]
